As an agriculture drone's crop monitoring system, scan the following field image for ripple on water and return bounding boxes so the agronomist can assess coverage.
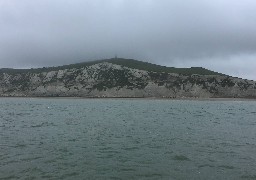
[172,155,190,161]
[240,175,256,179]
[30,122,56,128]
[14,143,27,149]
[59,172,80,179]
[198,164,215,168]
[218,165,235,170]
[0,175,19,180]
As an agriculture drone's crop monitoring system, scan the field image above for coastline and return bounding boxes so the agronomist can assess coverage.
[1,96,256,101]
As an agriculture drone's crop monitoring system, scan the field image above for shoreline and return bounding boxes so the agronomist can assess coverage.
[0,96,256,101]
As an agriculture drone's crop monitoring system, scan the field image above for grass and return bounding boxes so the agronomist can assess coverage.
[0,58,224,76]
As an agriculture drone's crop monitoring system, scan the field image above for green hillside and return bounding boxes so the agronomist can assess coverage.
[0,58,223,76]
[105,58,223,75]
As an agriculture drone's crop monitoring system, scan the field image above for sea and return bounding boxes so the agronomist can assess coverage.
[0,98,256,180]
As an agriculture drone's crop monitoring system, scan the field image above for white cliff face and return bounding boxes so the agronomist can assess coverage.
[0,62,256,98]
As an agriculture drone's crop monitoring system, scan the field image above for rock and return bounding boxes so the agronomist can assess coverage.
[0,60,256,98]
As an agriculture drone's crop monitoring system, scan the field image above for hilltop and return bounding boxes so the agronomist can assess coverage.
[0,58,255,98]
[0,58,222,76]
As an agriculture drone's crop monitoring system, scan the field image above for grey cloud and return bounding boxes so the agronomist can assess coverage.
[0,0,256,80]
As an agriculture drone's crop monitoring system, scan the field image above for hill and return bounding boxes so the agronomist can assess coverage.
[0,58,222,76]
[0,58,255,98]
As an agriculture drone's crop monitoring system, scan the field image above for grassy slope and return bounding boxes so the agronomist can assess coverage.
[106,58,223,75]
[0,58,223,76]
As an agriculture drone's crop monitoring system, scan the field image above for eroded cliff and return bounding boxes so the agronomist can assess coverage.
[0,59,256,98]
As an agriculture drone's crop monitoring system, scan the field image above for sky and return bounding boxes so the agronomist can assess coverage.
[0,0,256,80]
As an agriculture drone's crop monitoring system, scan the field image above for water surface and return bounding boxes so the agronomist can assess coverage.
[0,98,256,179]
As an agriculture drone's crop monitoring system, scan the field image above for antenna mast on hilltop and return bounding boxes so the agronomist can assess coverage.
[115,54,117,59]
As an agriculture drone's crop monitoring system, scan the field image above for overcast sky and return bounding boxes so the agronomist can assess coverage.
[0,0,256,80]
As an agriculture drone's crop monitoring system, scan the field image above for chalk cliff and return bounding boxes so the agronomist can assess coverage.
[0,58,256,98]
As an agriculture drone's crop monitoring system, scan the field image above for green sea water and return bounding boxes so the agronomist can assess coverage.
[0,98,256,179]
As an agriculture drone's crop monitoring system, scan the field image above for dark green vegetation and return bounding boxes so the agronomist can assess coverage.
[0,58,224,76]
[92,68,148,91]
[106,58,223,75]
